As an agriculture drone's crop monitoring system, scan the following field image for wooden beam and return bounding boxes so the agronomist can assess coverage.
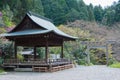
[45,38,49,62]
[34,46,37,60]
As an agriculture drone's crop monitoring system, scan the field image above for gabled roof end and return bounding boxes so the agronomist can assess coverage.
[27,11,53,23]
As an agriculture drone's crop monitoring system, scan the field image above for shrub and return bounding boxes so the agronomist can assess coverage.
[0,68,4,73]
[36,48,45,59]
[110,63,120,68]
[90,48,107,65]
[0,38,14,59]
[0,57,3,66]
[77,58,86,65]
[108,58,117,65]
[17,53,24,61]
[0,57,4,73]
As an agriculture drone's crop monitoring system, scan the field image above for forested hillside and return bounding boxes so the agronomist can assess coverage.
[0,0,120,41]
[0,0,120,65]
[0,0,120,27]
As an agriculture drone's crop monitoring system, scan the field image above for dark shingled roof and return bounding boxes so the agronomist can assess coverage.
[0,12,77,40]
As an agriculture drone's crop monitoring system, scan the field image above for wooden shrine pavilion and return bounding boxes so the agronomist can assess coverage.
[1,12,77,72]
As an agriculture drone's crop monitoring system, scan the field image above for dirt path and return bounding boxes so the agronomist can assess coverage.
[0,65,120,80]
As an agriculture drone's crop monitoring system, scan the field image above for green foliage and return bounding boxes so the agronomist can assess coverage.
[89,46,116,65]
[77,0,89,20]
[0,38,24,60]
[41,0,69,25]
[59,25,116,65]
[90,48,110,65]
[0,0,120,26]
[77,58,86,65]
[0,13,4,27]
[87,4,95,21]
[17,53,24,61]
[66,8,80,22]
[72,45,86,59]
[3,43,14,59]
[110,63,120,68]
[65,0,79,11]
[8,0,23,23]
[58,25,93,65]
[17,46,23,53]
[0,38,14,59]
[2,4,13,27]
[31,0,44,16]
[0,57,3,65]
[49,47,61,55]
[102,7,115,26]
[0,0,44,24]
[0,68,4,73]
[94,5,103,22]
[0,28,6,33]
[108,58,117,65]
[0,0,119,66]
[36,48,45,59]
[115,1,120,22]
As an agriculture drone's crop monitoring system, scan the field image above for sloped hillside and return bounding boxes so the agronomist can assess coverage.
[64,20,120,61]
[66,20,120,41]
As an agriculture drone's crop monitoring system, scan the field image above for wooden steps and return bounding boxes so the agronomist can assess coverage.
[50,64,73,72]
[50,66,60,72]
[32,67,48,72]
[32,64,73,72]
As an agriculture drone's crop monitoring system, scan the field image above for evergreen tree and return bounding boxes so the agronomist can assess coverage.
[87,4,95,21]
[10,0,23,23]
[65,0,79,11]
[94,5,103,22]
[53,0,69,24]
[41,0,51,18]
[102,7,115,25]
[42,0,69,25]
[0,0,120,26]
[115,0,120,22]
[0,12,4,27]
[77,0,89,20]
[66,8,80,22]
[6,0,44,24]
[2,4,13,27]
[26,0,44,16]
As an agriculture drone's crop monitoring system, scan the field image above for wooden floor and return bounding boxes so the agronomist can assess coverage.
[3,59,74,72]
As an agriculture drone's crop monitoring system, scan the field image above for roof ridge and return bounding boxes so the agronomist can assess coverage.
[28,11,53,23]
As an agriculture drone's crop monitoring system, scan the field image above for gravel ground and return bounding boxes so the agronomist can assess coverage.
[0,65,120,80]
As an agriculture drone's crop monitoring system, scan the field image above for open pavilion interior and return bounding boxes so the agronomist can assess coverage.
[1,12,77,72]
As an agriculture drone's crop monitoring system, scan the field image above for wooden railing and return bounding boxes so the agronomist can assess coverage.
[3,58,72,65]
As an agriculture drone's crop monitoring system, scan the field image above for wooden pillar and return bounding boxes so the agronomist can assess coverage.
[34,46,37,60]
[45,39,48,62]
[61,43,64,58]
[14,42,17,59]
